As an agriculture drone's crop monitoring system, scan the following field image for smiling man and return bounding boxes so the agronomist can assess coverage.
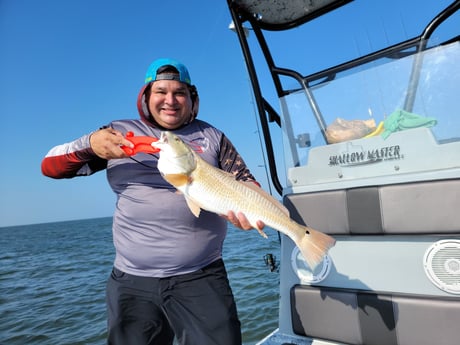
[41,58,264,345]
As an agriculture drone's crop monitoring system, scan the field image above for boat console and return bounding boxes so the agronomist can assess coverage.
[227,0,460,344]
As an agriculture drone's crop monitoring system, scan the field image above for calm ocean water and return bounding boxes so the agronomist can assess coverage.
[0,217,280,345]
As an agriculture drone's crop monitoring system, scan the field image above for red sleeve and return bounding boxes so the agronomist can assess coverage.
[41,134,107,179]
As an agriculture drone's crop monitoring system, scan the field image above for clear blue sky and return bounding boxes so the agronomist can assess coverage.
[0,0,456,227]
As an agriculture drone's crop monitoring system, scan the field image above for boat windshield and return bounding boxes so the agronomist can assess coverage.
[230,0,460,192]
[280,40,460,170]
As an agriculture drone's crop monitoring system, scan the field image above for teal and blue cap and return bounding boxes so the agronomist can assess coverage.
[144,58,192,85]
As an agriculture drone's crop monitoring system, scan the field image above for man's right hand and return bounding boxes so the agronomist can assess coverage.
[89,128,134,159]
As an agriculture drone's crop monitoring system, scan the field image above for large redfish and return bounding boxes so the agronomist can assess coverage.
[152,131,335,269]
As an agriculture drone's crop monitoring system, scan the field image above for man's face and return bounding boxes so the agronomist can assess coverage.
[148,79,193,129]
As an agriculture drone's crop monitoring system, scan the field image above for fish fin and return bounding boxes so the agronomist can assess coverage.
[242,181,290,216]
[297,226,336,270]
[185,196,201,217]
[163,173,191,188]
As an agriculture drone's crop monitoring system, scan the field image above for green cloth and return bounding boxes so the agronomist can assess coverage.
[382,109,437,139]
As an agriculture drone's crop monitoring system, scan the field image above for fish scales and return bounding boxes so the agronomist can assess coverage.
[153,132,336,269]
[189,160,282,224]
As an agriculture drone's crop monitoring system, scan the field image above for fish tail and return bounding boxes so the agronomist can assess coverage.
[296,226,336,270]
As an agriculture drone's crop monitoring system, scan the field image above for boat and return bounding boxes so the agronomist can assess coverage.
[225,1,460,344]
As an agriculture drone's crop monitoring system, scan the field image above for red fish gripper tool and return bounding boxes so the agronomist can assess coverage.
[121,131,160,156]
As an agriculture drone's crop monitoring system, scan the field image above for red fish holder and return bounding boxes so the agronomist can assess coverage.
[121,131,160,156]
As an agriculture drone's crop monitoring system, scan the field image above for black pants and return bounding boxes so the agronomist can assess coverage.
[106,259,242,345]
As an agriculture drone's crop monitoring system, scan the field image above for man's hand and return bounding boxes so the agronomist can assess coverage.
[225,211,267,238]
[90,128,133,159]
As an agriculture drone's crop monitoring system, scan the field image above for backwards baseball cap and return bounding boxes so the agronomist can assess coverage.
[144,58,192,85]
